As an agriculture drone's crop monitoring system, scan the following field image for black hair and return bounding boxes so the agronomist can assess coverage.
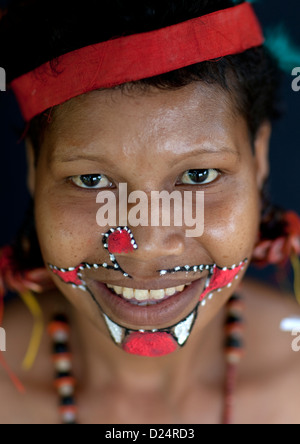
[1,0,237,81]
[0,0,285,271]
[1,0,281,140]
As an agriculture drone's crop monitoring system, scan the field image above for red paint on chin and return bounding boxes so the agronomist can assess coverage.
[201,264,243,301]
[122,332,178,357]
[51,266,83,286]
[108,230,134,254]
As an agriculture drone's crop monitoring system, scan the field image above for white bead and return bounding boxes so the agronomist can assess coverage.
[55,360,72,373]
[58,384,74,397]
[62,411,76,424]
[53,331,69,343]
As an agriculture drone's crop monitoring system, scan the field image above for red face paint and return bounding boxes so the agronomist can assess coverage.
[200,264,244,301]
[50,265,84,287]
[122,332,178,357]
[107,229,135,254]
[49,253,247,358]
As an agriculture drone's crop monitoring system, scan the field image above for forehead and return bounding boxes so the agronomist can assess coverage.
[44,82,243,159]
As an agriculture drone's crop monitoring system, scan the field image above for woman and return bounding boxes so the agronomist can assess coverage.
[0,0,300,424]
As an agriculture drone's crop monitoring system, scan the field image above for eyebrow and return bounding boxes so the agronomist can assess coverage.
[169,146,241,167]
[53,153,106,163]
[52,145,240,165]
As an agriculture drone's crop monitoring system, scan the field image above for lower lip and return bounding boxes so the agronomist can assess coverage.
[91,278,207,330]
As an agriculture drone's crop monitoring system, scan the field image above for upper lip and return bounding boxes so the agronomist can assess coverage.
[83,273,209,291]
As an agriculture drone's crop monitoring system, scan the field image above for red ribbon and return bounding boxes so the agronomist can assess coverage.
[11,3,264,122]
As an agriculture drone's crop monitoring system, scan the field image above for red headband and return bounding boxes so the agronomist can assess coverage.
[11,3,263,122]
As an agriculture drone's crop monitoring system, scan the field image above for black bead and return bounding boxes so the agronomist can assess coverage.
[60,396,76,407]
[53,314,69,324]
[56,371,73,380]
[225,336,243,349]
[225,314,243,326]
[53,343,69,354]
[228,294,243,303]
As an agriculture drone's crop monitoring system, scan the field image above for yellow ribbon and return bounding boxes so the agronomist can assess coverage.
[19,291,44,370]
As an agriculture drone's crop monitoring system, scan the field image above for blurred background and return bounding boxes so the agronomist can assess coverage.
[0,0,299,282]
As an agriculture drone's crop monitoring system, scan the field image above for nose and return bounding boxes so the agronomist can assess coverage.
[132,228,185,261]
[110,226,185,278]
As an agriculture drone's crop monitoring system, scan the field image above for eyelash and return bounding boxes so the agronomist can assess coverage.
[68,174,113,190]
[179,169,221,186]
[68,169,222,191]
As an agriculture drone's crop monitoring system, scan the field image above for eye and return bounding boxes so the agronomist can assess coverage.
[180,169,220,185]
[71,174,112,189]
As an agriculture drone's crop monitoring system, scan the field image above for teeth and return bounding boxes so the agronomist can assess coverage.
[123,287,134,299]
[149,289,165,300]
[134,289,149,301]
[106,283,188,303]
[165,287,176,296]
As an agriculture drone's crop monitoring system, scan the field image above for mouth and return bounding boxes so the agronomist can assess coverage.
[49,258,247,357]
[106,282,192,306]
[91,276,208,332]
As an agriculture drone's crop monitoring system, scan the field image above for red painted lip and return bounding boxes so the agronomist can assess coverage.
[89,278,207,330]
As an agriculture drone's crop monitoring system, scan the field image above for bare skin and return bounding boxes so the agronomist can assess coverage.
[1,280,300,424]
[1,83,299,424]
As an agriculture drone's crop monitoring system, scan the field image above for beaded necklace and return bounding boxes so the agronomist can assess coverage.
[48,294,244,425]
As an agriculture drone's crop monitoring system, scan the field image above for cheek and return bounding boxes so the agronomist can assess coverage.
[200,179,260,262]
[34,191,102,265]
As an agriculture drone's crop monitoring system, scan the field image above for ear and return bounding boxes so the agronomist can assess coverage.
[254,121,272,189]
[26,139,36,196]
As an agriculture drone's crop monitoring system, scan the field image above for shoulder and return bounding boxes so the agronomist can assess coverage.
[237,277,300,423]
[0,291,65,424]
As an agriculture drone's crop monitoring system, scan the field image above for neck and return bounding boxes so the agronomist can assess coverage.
[71,304,226,399]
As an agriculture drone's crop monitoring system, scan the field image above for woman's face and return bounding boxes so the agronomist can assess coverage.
[30,83,270,356]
